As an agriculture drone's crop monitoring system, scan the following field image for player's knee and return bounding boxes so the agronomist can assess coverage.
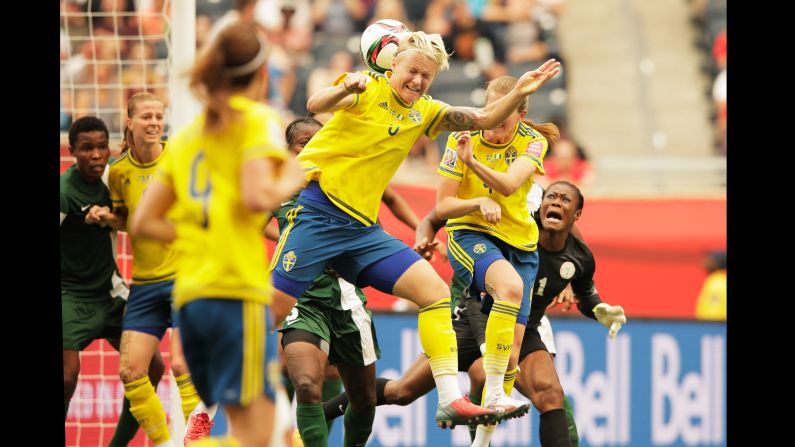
[170,358,188,377]
[416,277,453,306]
[530,380,564,412]
[393,384,418,406]
[292,375,323,404]
[247,430,271,447]
[119,364,147,384]
[348,391,376,412]
[64,371,78,398]
[495,278,524,305]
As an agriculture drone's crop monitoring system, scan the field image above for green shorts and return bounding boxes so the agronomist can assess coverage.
[62,295,125,351]
[280,300,380,367]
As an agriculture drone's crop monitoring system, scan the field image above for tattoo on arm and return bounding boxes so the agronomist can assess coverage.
[437,108,478,132]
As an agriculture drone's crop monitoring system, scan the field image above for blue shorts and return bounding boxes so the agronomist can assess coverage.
[271,182,422,298]
[122,280,174,339]
[179,299,279,406]
[446,230,538,324]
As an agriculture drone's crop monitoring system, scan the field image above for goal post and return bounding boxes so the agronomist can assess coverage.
[60,1,196,445]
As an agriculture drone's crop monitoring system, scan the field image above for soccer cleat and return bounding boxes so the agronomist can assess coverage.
[435,397,498,429]
[485,391,531,422]
[183,412,214,445]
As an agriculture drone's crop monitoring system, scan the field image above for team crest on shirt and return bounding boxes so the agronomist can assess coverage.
[525,140,544,158]
[473,244,486,254]
[443,148,458,168]
[408,110,422,123]
[560,261,575,279]
[505,147,518,165]
[282,251,297,272]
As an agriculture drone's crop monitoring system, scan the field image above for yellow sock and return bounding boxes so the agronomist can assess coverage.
[124,376,171,444]
[186,436,241,447]
[503,366,519,395]
[418,298,460,405]
[418,298,458,376]
[175,373,201,422]
[479,366,519,404]
[483,301,520,399]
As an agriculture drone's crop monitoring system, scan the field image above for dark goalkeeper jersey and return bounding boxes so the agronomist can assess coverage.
[526,233,603,329]
[60,165,125,300]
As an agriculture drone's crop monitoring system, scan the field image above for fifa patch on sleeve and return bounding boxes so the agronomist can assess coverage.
[525,140,544,158]
[442,148,458,168]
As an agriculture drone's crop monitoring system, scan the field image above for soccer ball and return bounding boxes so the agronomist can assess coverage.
[360,19,409,73]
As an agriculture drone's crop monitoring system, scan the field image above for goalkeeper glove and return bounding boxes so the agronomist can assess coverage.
[593,303,627,339]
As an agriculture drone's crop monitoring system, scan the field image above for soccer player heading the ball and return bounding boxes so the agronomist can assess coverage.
[268,29,560,429]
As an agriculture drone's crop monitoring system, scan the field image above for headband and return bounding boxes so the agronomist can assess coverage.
[223,34,269,77]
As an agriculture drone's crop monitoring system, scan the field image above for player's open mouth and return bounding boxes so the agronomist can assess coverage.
[544,210,563,223]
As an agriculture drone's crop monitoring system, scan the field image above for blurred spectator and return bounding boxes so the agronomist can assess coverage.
[694,251,726,320]
[424,0,453,38]
[712,29,726,71]
[121,41,169,107]
[133,0,170,58]
[254,0,313,57]
[62,0,90,53]
[370,0,411,28]
[90,0,137,35]
[504,4,550,64]
[312,0,368,38]
[537,136,595,190]
[712,68,726,155]
[536,0,567,17]
[307,50,355,122]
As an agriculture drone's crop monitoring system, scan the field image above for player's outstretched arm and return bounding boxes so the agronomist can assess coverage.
[435,59,560,132]
[306,72,367,114]
[454,131,537,197]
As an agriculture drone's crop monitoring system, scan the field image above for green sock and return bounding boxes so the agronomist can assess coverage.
[467,393,481,441]
[564,395,579,447]
[297,403,329,447]
[343,405,375,447]
[109,397,140,447]
[322,379,343,431]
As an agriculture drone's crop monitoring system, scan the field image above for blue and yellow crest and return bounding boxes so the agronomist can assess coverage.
[473,243,486,254]
[282,250,297,272]
[408,109,422,123]
[505,146,518,165]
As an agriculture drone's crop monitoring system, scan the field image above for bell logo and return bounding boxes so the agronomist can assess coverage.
[652,334,725,445]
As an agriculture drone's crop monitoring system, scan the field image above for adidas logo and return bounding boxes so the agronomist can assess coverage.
[379,101,388,109]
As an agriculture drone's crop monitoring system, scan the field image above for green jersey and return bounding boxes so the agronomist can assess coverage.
[274,197,367,311]
[60,165,127,300]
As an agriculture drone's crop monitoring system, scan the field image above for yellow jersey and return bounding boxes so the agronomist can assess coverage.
[298,71,449,225]
[437,122,547,251]
[109,143,178,284]
[158,95,287,308]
